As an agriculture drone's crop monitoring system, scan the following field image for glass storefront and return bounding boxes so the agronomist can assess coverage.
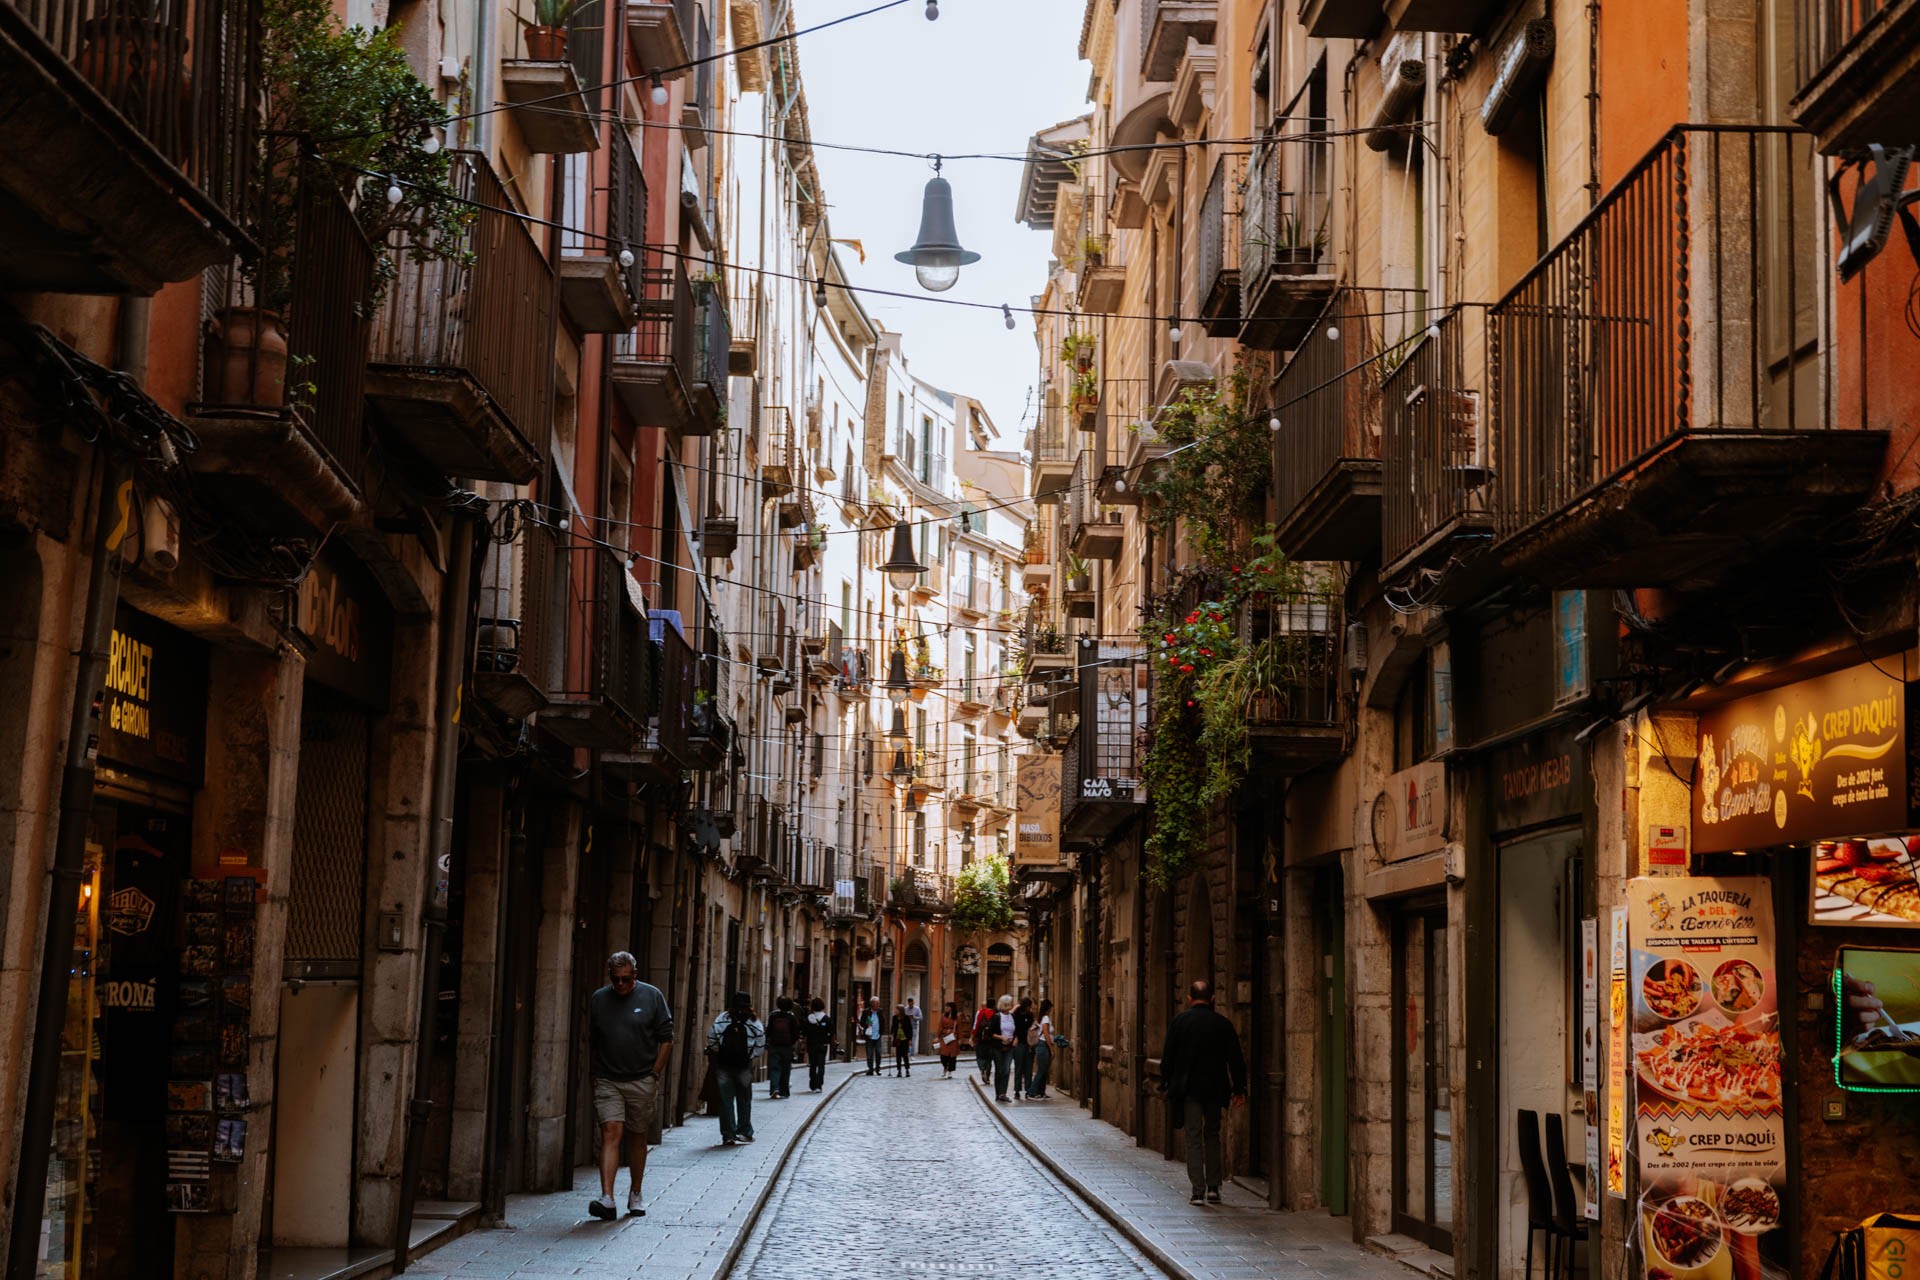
[1393,901,1453,1252]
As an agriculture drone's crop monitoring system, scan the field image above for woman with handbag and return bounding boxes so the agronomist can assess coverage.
[936,1001,963,1077]
[1028,999,1056,1099]
[889,1003,914,1076]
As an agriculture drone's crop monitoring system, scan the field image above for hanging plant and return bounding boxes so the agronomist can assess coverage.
[1137,364,1269,565]
[951,854,1014,933]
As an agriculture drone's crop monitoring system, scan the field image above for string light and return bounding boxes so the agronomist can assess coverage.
[815,276,829,308]
[1325,325,1341,341]
[385,178,403,205]
[650,72,668,105]
[1002,304,1016,331]
[925,0,938,17]
[618,245,635,268]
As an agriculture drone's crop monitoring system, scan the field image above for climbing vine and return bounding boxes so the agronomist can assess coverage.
[1136,364,1271,564]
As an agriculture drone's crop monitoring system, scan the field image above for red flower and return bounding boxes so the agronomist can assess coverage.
[1230,565,1241,573]
[1163,633,1175,643]
[1208,613,1221,623]
[1185,612,1199,624]
[1200,648,1212,657]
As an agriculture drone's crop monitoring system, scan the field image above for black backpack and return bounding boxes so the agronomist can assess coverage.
[717,1015,752,1068]
[766,1010,795,1047]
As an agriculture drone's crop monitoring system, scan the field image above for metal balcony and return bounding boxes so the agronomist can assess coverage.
[1031,400,1074,502]
[761,403,796,496]
[611,259,722,436]
[0,0,259,292]
[542,545,651,749]
[1067,451,1126,560]
[368,151,555,483]
[1270,287,1387,561]
[1240,124,1335,351]
[1792,0,1920,151]
[1241,589,1347,776]
[188,137,377,537]
[1489,126,1886,589]
[558,129,644,333]
[1197,154,1244,337]
[1380,305,1496,594]
[474,518,564,720]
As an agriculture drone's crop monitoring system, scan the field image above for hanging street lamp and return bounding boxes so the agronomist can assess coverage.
[886,646,913,705]
[881,518,927,590]
[894,158,979,293]
[887,705,910,744]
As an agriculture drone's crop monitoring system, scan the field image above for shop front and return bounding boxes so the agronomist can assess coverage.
[41,604,210,1277]
[1619,657,1920,1280]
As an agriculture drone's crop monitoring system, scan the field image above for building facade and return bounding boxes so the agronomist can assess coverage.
[1014,2,1920,1278]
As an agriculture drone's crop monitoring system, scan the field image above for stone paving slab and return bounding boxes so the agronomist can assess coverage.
[970,1076,1421,1280]
[399,1058,869,1280]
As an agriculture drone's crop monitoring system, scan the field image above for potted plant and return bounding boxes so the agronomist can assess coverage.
[1080,234,1109,268]
[1069,366,1100,420]
[1058,331,1095,372]
[522,0,575,59]
[1065,554,1092,593]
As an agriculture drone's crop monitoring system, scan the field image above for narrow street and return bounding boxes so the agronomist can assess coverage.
[395,1061,1416,1280]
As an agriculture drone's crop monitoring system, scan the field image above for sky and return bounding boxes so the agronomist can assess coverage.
[793,0,1091,446]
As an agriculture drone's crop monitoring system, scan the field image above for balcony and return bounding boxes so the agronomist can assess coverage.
[1198,155,1244,338]
[700,514,739,558]
[761,404,796,497]
[1240,125,1335,351]
[625,0,692,84]
[188,138,377,538]
[500,57,597,153]
[913,557,945,602]
[558,131,644,334]
[956,676,992,715]
[368,151,554,484]
[1141,0,1215,82]
[1241,589,1347,775]
[610,260,725,436]
[1077,236,1126,314]
[0,0,258,293]
[542,545,650,749]
[833,647,872,697]
[1793,0,1920,151]
[1385,0,1497,31]
[954,574,991,619]
[615,613,695,777]
[1022,523,1055,590]
[1301,0,1383,36]
[1094,378,1155,504]
[1032,401,1074,501]
[1271,288,1386,560]
[1490,126,1887,589]
[1380,305,1496,593]
[1060,642,1147,846]
[1067,451,1126,560]
[684,644,729,770]
[474,516,564,720]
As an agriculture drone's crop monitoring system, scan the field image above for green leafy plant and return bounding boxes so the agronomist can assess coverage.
[261,0,471,304]
[950,854,1014,933]
[1058,331,1095,369]
[1080,234,1109,265]
[1069,365,1100,410]
[1137,364,1269,564]
[529,0,577,25]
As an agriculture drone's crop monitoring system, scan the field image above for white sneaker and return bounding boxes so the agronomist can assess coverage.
[627,1191,645,1217]
[587,1194,617,1220]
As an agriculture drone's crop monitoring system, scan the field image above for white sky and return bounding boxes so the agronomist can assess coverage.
[796,0,1090,443]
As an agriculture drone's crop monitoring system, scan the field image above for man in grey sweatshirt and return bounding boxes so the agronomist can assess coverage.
[587,950,674,1219]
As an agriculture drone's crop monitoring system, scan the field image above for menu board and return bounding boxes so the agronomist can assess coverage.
[1628,878,1783,1280]
[1810,835,1920,928]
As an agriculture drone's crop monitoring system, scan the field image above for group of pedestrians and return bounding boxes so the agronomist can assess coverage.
[971,994,1056,1102]
[855,995,926,1076]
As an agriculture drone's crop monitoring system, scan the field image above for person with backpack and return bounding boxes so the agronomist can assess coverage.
[971,999,996,1083]
[1011,996,1036,1100]
[889,1003,914,1076]
[803,996,833,1091]
[764,996,800,1099]
[861,997,884,1075]
[705,991,764,1145]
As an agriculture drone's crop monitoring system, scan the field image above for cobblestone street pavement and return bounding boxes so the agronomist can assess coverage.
[400,1060,1417,1280]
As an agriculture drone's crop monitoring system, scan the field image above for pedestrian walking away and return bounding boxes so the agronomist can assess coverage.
[972,998,996,1083]
[987,994,1018,1101]
[936,1001,963,1077]
[862,997,885,1075]
[803,996,833,1091]
[585,950,673,1220]
[905,996,924,1055]
[1158,979,1247,1203]
[764,995,799,1098]
[890,1003,914,1076]
[1011,995,1035,1100]
[706,990,765,1145]
[1028,998,1056,1099]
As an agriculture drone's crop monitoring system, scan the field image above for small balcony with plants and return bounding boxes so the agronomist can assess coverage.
[367,148,556,484]
[1073,221,1126,314]
[0,0,262,292]
[1067,451,1125,561]
[500,0,600,154]
[1239,120,1334,351]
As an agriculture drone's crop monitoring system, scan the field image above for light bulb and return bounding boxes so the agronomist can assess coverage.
[1326,325,1341,341]
[386,181,404,206]
[1114,477,1127,493]
[1269,417,1282,433]
[1428,324,1441,340]
[925,0,938,17]
[915,262,960,292]
[421,130,442,155]
[1002,304,1016,331]
[618,247,635,268]
[650,75,668,106]
[557,516,571,532]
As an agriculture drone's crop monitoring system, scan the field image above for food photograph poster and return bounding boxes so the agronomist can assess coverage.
[1627,878,1784,1280]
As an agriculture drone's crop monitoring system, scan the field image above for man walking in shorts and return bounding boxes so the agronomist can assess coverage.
[587,950,673,1219]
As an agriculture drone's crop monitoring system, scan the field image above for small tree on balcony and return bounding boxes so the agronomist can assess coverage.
[950,855,1014,934]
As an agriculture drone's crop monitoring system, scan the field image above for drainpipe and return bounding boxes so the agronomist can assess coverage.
[6,298,145,1280]
[471,0,496,153]
[479,769,528,1225]
[393,508,482,1271]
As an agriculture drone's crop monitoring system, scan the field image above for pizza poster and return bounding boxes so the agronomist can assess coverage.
[1627,878,1784,1279]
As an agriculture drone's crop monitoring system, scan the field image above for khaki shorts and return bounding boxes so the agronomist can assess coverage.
[593,1074,660,1131]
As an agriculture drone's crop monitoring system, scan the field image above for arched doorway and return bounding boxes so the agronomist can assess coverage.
[1185,876,1215,996]
[986,941,1015,1003]
[903,939,930,1051]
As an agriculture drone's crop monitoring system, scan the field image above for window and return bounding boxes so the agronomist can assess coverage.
[915,708,928,753]
[840,581,853,638]
[1393,655,1435,769]
[912,811,927,867]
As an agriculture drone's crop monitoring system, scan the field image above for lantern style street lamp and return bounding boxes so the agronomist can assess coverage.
[886,646,912,706]
[882,519,926,590]
[894,159,980,293]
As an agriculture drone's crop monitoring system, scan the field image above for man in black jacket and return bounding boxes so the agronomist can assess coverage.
[1158,979,1246,1204]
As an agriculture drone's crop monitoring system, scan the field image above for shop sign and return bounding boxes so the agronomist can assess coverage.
[1015,755,1062,864]
[1580,917,1599,1221]
[1489,723,1583,832]
[1627,877,1784,1278]
[99,606,206,785]
[1606,908,1627,1200]
[1694,662,1909,854]
[1647,825,1689,877]
[294,550,392,708]
[1379,762,1446,862]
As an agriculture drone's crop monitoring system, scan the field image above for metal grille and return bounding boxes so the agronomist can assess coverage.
[287,688,369,967]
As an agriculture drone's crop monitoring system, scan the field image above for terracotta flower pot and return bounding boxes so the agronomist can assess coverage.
[204,307,289,408]
[525,24,568,59]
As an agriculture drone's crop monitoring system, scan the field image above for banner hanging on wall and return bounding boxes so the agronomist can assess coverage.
[1014,755,1062,864]
[1627,877,1784,1279]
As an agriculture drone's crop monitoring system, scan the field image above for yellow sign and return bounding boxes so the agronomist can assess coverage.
[1014,755,1062,864]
